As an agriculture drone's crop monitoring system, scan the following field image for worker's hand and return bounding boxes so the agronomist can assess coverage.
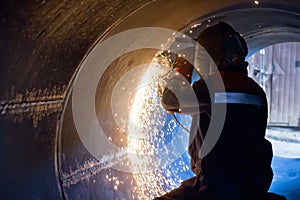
[174,56,194,83]
[158,51,194,83]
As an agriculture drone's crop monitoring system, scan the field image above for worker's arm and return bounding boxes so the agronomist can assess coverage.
[174,56,194,83]
[161,57,195,113]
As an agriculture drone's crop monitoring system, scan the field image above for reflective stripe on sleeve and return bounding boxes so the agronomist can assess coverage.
[214,92,265,106]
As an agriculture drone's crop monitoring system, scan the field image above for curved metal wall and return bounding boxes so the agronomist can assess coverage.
[1,0,300,199]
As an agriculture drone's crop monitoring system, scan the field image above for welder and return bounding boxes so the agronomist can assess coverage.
[155,21,286,200]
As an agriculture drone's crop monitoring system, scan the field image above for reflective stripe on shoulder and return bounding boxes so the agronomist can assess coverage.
[214,92,265,106]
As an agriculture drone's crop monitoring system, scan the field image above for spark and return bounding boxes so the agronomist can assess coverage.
[126,56,185,198]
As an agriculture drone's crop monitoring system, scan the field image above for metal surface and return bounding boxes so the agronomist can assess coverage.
[1,0,300,199]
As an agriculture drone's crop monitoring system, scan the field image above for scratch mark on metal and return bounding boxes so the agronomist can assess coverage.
[61,159,110,187]
[0,86,66,127]
[60,151,127,187]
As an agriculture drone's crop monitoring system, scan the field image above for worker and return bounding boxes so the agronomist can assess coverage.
[155,21,286,200]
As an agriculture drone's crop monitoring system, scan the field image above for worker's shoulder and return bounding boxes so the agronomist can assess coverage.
[217,71,266,96]
[244,75,266,97]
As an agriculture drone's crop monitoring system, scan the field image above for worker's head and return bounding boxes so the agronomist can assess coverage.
[197,21,248,73]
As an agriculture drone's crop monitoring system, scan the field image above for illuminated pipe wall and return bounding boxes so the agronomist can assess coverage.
[1,0,300,199]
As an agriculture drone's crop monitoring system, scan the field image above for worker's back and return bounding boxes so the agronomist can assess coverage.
[189,70,273,199]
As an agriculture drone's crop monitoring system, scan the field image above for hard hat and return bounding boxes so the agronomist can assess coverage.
[197,21,248,71]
